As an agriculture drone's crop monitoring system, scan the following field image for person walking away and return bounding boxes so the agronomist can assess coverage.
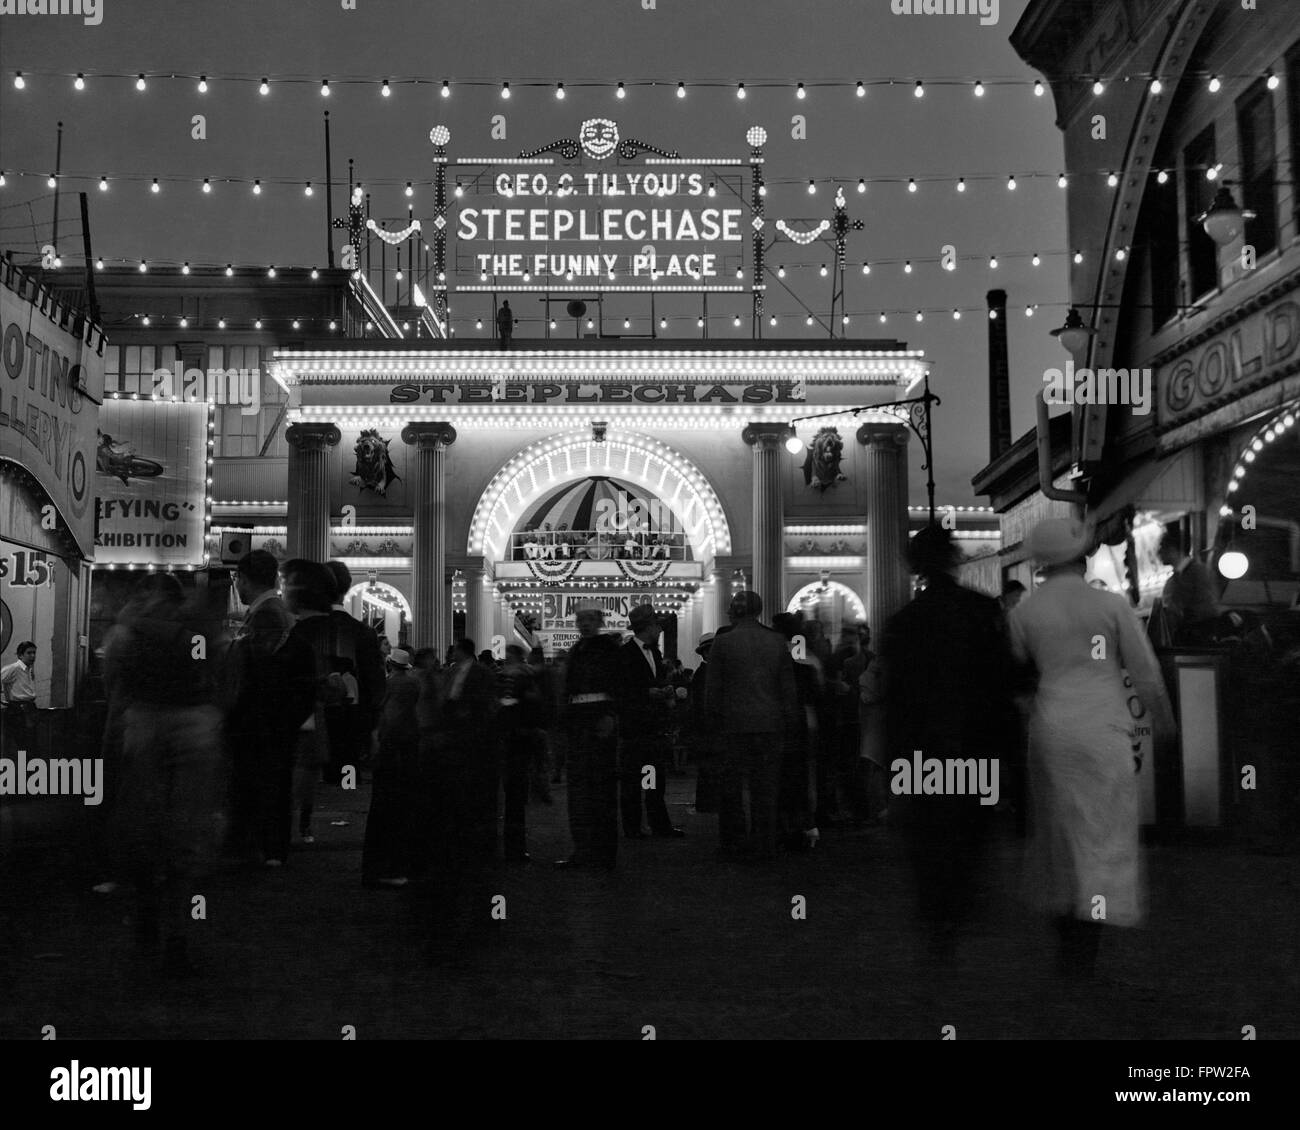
[554,601,624,869]
[707,591,797,860]
[688,632,721,813]
[879,525,1018,960]
[771,612,820,851]
[617,604,685,839]
[102,574,225,975]
[362,648,421,887]
[322,561,387,786]
[222,551,315,866]
[1009,518,1176,980]
[498,644,540,861]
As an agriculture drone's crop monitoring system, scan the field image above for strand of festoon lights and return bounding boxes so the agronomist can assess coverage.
[0,164,1255,196]
[6,69,1286,99]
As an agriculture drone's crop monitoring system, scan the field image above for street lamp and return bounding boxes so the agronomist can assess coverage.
[1050,307,1095,355]
[1198,185,1253,246]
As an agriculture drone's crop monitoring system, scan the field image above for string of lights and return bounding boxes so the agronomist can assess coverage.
[0,165,1255,196]
[6,69,1285,98]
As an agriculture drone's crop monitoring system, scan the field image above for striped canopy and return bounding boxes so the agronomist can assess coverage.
[519,476,676,534]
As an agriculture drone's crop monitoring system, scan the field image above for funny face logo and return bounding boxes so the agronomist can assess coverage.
[580,119,620,160]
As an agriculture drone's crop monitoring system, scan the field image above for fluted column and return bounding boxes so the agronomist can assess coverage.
[285,423,341,561]
[401,422,457,652]
[743,423,791,623]
[857,422,911,631]
[462,557,494,652]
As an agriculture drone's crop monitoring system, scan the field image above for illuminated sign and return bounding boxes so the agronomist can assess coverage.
[388,380,802,405]
[454,120,748,286]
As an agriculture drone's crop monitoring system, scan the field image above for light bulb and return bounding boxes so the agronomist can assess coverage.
[777,266,785,278]
[95,258,103,270]
[677,83,686,97]
[1093,80,1105,96]
[1107,171,1119,188]
[252,179,261,194]
[915,311,923,322]
[304,182,313,196]
[1157,169,1169,184]
[820,264,828,277]
[74,74,85,91]
[903,261,913,274]
[321,79,330,96]
[908,178,917,193]
[806,316,814,326]
[616,82,625,98]
[254,320,262,329]
[808,179,816,194]
[555,83,565,99]
[856,81,865,97]
[260,79,269,95]
[1073,250,1083,264]
[1034,80,1045,97]
[785,434,804,455]
[989,256,999,269]
[796,82,806,99]
[1007,175,1017,190]
[150,178,160,193]
[861,263,870,275]
[441,81,451,97]
[267,266,276,277]
[914,80,924,98]
[734,316,742,327]
[1058,173,1067,188]
[381,80,391,97]
[99,176,108,191]
[203,179,211,193]
[311,269,319,279]
[14,72,25,89]
[974,81,985,97]
[1149,77,1162,95]
[405,182,413,196]
[138,260,148,272]
[182,262,190,274]
[736,83,746,99]
[1208,75,1221,94]
[953,309,961,319]
[1031,253,1041,266]
[1266,72,1279,91]
[136,74,146,91]
[1025,306,1034,317]
[225,264,233,276]
[770,316,778,326]
[957,177,966,192]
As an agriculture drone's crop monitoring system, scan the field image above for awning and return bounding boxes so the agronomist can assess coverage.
[1089,445,1203,528]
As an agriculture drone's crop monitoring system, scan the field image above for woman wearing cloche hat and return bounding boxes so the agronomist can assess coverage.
[1008,516,1177,980]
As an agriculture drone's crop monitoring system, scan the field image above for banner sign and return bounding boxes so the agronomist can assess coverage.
[388,380,803,405]
[454,119,747,285]
[95,401,208,566]
[540,591,656,631]
[0,279,103,558]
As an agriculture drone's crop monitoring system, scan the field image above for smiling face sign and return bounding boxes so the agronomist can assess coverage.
[580,118,619,160]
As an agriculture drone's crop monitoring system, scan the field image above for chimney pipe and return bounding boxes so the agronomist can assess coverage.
[986,289,1011,460]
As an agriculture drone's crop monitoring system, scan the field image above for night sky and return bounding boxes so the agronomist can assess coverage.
[0,0,1068,504]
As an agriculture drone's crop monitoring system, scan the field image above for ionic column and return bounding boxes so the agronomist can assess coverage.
[743,423,790,623]
[401,422,457,652]
[286,423,340,561]
[857,422,911,631]
[462,557,494,652]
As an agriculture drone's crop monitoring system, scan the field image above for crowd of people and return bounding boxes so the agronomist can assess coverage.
[82,515,1180,978]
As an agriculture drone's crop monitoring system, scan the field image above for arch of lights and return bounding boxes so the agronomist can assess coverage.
[786,579,866,622]
[344,579,412,619]
[470,429,732,564]
[1219,404,1299,515]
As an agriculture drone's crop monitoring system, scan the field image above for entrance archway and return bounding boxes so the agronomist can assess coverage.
[343,579,411,646]
[468,430,732,566]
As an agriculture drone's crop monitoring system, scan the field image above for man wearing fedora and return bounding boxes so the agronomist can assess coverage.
[555,599,625,868]
[1009,517,1176,980]
[706,591,797,859]
[617,603,685,839]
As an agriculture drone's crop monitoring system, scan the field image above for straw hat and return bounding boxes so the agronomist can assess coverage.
[1026,517,1092,567]
[695,631,715,655]
[388,648,413,668]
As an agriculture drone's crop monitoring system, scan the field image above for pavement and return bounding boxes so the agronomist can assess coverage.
[1,770,1296,1040]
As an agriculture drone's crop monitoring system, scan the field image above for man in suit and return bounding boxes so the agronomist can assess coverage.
[323,561,388,784]
[879,524,1018,959]
[224,551,315,866]
[706,591,797,859]
[1157,528,1220,645]
[618,603,685,839]
[555,600,624,869]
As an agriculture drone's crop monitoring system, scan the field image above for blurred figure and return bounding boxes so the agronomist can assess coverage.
[1010,518,1176,980]
[688,631,721,814]
[497,300,514,347]
[362,648,421,887]
[103,574,225,975]
[618,604,683,839]
[497,644,540,862]
[707,592,797,860]
[771,612,819,851]
[426,638,498,962]
[322,561,387,785]
[857,652,889,822]
[223,551,315,867]
[834,622,874,823]
[555,601,623,869]
[880,525,1018,959]
[526,646,555,804]
[999,580,1027,617]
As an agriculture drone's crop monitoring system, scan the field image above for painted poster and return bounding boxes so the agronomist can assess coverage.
[0,274,104,558]
[94,401,208,566]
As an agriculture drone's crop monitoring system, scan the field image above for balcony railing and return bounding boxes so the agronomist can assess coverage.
[510,528,690,562]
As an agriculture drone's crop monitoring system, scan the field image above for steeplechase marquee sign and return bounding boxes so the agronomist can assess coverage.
[388,380,804,405]
[449,118,752,288]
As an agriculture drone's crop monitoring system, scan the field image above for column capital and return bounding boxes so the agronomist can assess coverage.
[856,421,909,448]
[400,421,457,448]
[286,422,341,451]
[743,421,794,448]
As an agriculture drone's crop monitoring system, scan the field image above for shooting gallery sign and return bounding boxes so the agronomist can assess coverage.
[94,401,208,566]
[453,118,749,287]
[0,271,103,559]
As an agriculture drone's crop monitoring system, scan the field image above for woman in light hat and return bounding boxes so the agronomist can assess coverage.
[1009,517,1176,979]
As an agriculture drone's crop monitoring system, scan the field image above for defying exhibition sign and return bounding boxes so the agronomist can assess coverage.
[454,118,748,285]
[95,401,208,566]
[0,276,103,559]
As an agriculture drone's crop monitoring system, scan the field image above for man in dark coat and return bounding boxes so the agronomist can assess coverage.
[688,631,720,813]
[879,525,1017,959]
[362,649,421,886]
[323,561,387,784]
[555,600,624,869]
[617,603,684,839]
[706,591,797,859]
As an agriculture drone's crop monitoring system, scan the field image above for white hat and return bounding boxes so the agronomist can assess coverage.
[1026,517,1092,567]
[695,632,715,655]
[389,648,413,668]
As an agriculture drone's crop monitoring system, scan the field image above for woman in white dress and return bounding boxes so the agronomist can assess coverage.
[1009,518,1176,979]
